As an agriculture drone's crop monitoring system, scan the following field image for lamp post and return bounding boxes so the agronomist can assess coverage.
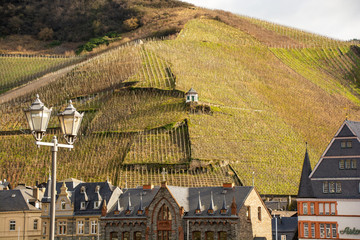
[24,95,84,240]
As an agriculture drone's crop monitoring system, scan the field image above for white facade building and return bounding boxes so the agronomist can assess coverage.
[297,120,360,240]
[185,88,198,103]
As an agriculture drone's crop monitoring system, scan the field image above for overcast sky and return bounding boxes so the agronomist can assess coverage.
[181,0,360,41]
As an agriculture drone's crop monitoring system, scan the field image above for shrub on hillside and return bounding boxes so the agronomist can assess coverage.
[123,17,140,31]
[38,27,54,41]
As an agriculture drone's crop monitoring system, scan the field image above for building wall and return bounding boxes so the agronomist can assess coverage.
[0,211,42,240]
[242,189,272,240]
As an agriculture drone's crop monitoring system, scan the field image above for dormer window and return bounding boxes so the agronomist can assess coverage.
[80,186,86,193]
[341,140,352,148]
[80,202,86,210]
[95,185,100,193]
[94,201,101,209]
[61,200,66,210]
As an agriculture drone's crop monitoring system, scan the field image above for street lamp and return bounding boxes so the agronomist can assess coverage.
[24,95,84,240]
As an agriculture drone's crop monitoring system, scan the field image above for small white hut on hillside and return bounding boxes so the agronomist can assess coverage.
[185,88,198,103]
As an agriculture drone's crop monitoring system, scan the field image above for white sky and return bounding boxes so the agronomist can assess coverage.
[181,0,360,41]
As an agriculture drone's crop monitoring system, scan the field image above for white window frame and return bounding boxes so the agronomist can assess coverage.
[91,220,97,234]
[336,182,342,193]
[61,200,66,210]
[281,235,286,240]
[325,203,330,215]
[302,202,308,214]
[9,220,16,231]
[311,223,315,238]
[339,159,345,169]
[320,224,325,238]
[94,201,100,209]
[326,224,331,238]
[332,224,337,238]
[329,182,335,193]
[80,202,86,210]
[58,221,67,235]
[331,203,336,215]
[319,203,324,215]
[323,181,329,193]
[77,220,84,234]
[304,223,309,238]
[310,203,314,215]
[351,159,357,169]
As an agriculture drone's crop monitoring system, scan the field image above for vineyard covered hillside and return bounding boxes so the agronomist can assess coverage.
[0,14,360,195]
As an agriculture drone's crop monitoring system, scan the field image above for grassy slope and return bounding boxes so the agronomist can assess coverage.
[1,15,360,194]
[151,19,360,194]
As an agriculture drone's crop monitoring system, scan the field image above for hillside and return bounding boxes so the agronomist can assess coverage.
[0,7,360,194]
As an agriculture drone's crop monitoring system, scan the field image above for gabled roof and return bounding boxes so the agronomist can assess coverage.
[339,120,360,137]
[186,88,198,95]
[0,189,41,211]
[297,149,314,198]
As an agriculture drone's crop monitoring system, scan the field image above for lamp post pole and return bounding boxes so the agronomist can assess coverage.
[50,136,57,240]
[24,95,82,240]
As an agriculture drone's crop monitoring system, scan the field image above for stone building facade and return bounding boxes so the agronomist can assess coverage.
[101,182,272,240]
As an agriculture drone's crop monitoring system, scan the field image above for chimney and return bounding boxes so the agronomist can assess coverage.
[223,183,234,189]
[33,186,39,200]
[143,184,154,190]
[101,199,107,217]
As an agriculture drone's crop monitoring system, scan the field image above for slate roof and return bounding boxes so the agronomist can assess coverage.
[42,178,80,203]
[297,149,314,198]
[106,186,160,218]
[0,189,41,211]
[105,185,253,218]
[186,88,198,95]
[345,120,360,137]
[272,217,298,232]
[74,181,119,215]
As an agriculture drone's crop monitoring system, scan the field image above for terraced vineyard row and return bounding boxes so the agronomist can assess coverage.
[0,55,83,94]
[1,18,360,195]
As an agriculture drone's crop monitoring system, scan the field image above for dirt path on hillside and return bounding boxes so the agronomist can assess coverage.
[0,63,83,104]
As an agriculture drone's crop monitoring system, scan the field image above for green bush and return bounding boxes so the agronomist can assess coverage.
[76,33,121,55]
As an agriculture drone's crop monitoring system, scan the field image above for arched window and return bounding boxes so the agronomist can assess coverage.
[61,200,66,210]
[157,204,172,240]
[110,231,118,240]
[122,232,129,240]
[134,232,142,240]
[158,204,172,220]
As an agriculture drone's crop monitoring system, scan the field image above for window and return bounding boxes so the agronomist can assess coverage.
[339,159,345,169]
[158,205,172,221]
[58,221,66,235]
[9,220,16,231]
[158,231,171,240]
[326,224,331,238]
[193,231,201,240]
[77,220,84,234]
[310,203,314,215]
[304,223,309,238]
[332,224,337,238]
[329,182,335,193]
[258,206,262,221]
[320,224,325,238]
[325,203,330,215]
[43,222,47,235]
[123,232,130,240]
[61,200,66,210]
[302,202,308,214]
[110,232,118,240]
[94,201,100,209]
[246,206,251,220]
[134,232,142,240]
[91,220,97,234]
[351,159,357,169]
[346,159,351,169]
[311,223,315,238]
[323,181,329,193]
[336,182,342,193]
[80,202,86,210]
[34,219,38,230]
[187,96,190,101]
[281,235,286,240]
[218,232,227,240]
[206,232,214,240]
[341,140,352,148]
[331,203,336,215]
[319,203,324,215]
